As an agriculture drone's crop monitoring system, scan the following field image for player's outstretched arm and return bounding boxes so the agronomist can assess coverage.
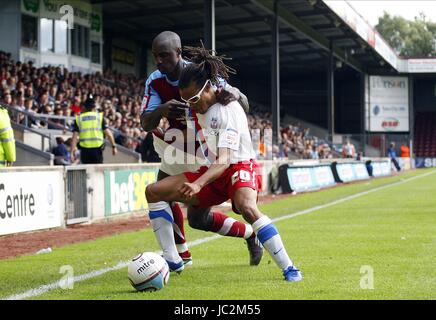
[140,100,188,131]
[140,107,165,132]
[216,87,250,113]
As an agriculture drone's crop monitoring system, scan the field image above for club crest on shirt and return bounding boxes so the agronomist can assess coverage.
[210,117,219,130]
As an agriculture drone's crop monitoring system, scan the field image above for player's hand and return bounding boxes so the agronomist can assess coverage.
[178,182,202,199]
[161,100,189,120]
[216,87,238,106]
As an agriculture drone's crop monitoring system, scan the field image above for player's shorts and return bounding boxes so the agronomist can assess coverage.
[153,134,207,176]
[184,160,262,210]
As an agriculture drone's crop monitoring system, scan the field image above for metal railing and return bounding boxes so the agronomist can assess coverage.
[8,105,76,130]
[65,167,89,224]
[7,105,143,163]
[339,133,412,158]
[7,104,143,146]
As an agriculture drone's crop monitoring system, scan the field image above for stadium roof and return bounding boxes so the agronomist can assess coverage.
[91,0,434,75]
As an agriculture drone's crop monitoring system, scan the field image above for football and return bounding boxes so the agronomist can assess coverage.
[128,252,170,292]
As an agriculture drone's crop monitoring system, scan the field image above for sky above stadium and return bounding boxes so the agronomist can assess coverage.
[347,0,436,26]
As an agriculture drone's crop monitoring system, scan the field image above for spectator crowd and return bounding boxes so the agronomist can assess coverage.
[0,50,154,160]
[248,111,334,160]
[1,50,339,163]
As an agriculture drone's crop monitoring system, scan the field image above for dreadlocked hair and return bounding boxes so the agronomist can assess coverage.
[179,42,236,90]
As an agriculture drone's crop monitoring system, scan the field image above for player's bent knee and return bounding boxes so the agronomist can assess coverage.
[235,200,256,214]
[145,184,159,203]
[187,215,201,230]
[235,200,259,222]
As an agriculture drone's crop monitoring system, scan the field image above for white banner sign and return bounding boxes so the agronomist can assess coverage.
[287,168,314,192]
[354,163,370,180]
[372,161,392,177]
[0,171,63,236]
[313,166,336,187]
[336,163,355,182]
[406,59,436,73]
[367,76,409,132]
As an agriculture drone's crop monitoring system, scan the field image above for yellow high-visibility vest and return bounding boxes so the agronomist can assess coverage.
[0,107,16,167]
[76,111,104,149]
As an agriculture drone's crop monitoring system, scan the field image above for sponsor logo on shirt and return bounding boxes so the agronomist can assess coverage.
[225,128,238,146]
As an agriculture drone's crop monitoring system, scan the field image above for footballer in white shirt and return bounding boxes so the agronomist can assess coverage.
[145,45,302,282]
[142,32,262,273]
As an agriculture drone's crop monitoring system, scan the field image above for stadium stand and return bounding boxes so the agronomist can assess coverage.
[1,50,337,164]
[414,112,436,157]
[248,110,337,160]
[0,50,147,159]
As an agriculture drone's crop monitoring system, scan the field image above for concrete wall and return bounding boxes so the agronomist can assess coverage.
[2,161,285,231]
[84,163,160,222]
[102,145,141,164]
[15,141,53,166]
[0,0,21,62]
[1,157,402,235]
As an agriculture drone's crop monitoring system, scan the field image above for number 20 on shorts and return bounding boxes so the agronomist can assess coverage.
[231,170,255,187]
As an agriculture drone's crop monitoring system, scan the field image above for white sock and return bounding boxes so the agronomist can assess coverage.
[148,202,181,264]
[176,243,189,254]
[252,216,293,271]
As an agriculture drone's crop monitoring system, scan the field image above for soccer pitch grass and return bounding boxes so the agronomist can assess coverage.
[1,169,435,300]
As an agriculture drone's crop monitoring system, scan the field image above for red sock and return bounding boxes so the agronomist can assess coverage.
[171,203,187,245]
[210,212,254,239]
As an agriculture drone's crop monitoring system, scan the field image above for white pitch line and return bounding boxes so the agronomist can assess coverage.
[273,169,436,223]
[4,261,130,301]
[4,169,436,300]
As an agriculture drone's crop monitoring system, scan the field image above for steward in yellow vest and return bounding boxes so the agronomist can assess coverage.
[71,94,117,164]
[0,104,16,167]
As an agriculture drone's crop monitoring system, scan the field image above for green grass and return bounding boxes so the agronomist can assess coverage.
[0,169,435,300]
